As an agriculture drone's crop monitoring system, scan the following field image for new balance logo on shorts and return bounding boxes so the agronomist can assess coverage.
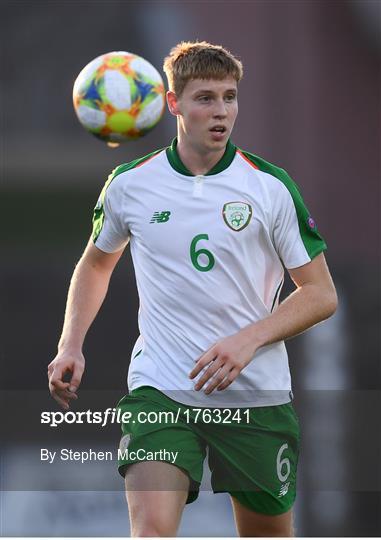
[278,482,290,497]
[150,211,171,223]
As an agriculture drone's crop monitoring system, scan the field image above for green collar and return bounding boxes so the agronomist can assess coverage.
[166,137,236,176]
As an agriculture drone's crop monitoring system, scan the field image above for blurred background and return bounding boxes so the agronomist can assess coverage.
[1,0,380,536]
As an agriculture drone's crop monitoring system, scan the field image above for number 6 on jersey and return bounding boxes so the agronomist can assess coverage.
[190,234,215,272]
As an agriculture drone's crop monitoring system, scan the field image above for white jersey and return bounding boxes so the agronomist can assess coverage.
[93,139,326,407]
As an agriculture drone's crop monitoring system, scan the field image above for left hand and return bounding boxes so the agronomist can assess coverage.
[189,327,258,394]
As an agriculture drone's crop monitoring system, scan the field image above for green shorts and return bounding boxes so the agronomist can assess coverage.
[117,385,300,515]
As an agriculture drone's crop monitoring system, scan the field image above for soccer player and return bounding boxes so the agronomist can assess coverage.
[48,41,338,537]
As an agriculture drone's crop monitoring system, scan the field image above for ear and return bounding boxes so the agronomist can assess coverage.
[166,90,181,117]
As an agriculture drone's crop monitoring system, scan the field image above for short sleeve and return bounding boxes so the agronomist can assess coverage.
[92,171,130,253]
[272,174,327,269]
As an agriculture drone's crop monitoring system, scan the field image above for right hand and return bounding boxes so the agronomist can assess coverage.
[48,351,85,410]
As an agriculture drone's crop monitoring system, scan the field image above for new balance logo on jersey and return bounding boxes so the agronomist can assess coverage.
[150,211,171,223]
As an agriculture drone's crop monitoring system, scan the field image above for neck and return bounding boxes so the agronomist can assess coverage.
[176,133,226,176]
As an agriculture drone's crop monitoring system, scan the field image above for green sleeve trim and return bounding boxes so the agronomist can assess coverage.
[239,149,327,260]
[92,148,164,243]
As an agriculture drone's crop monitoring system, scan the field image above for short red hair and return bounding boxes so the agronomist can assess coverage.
[163,41,243,96]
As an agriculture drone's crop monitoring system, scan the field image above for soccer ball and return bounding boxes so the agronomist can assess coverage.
[73,51,165,145]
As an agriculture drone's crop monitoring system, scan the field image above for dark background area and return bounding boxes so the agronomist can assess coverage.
[1,0,380,536]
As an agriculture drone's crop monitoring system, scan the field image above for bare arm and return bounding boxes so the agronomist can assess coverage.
[190,253,338,393]
[48,239,125,409]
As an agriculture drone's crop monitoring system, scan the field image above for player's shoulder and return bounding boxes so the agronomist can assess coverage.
[101,146,166,199]
[110,146,166,182]
[236,147,303,197]
[237,147,290,182]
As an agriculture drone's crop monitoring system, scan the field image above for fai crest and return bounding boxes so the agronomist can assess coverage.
[223,202,252,231]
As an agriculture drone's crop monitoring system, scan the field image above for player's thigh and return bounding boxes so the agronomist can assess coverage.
[230,495,294,537]
[125,460,190,537]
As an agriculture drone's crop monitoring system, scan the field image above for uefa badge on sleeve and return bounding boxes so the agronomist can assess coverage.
[307,216,317,230]
[222,202,253,231]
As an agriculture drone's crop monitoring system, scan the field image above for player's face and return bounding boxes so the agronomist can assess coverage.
[169,77,238,153]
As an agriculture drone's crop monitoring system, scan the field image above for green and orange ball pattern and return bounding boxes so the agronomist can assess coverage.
[73,51,165,143]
